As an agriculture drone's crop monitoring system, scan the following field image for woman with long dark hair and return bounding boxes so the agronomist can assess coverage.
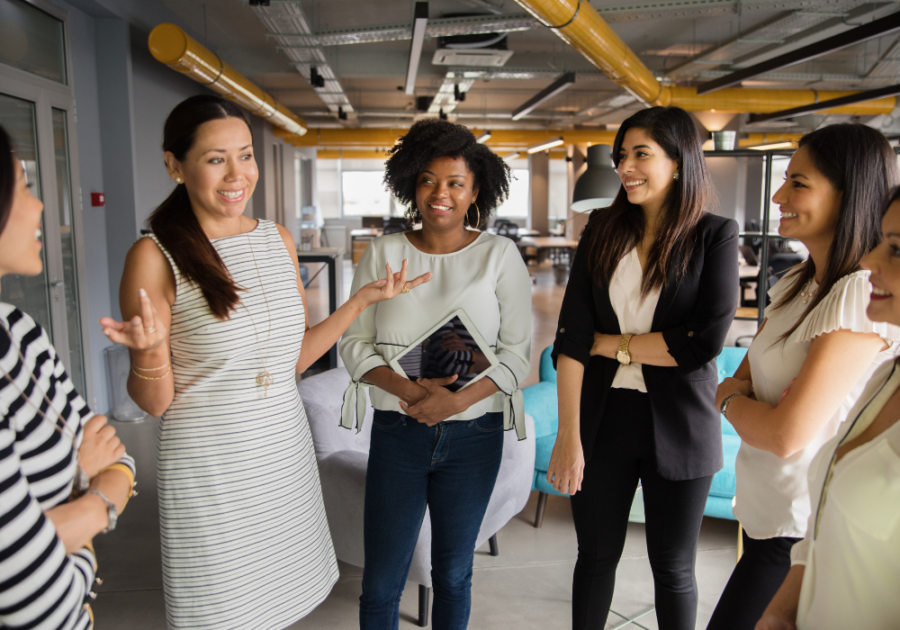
[710,124,900,629]
[99,95,430,630]
[0,125,136,628]
[547,106,739,630]
[757,186,900,630]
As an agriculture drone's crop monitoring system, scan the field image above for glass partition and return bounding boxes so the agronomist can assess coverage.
[0,0,67,84]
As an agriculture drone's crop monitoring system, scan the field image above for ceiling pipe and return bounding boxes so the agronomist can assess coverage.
[148,23,307,136]
[274,127,620,147]
[511,0,897,116]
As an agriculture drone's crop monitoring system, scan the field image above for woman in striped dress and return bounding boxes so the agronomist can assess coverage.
[0,125,136,629]
[99,95,430,630]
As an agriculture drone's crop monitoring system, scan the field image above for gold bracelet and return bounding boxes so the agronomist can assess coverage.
[131,364,170,380]
[132,359,170,372]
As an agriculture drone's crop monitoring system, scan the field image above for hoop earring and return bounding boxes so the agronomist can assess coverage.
[406,204,416,223]
[469,203,480,230]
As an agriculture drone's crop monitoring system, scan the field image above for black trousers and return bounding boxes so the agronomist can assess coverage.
[570,388,713,630]
[706,531,800,630]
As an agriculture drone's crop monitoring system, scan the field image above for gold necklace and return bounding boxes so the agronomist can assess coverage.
[0,321,89,493]
[240,223,274,396]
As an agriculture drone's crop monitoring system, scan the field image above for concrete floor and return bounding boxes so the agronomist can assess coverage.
[91,258,747,629]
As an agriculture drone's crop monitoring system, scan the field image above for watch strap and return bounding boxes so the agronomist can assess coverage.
[86,489,117,533]
[720,392,742,417]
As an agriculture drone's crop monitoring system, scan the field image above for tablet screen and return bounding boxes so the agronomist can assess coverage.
[395,315,493,392]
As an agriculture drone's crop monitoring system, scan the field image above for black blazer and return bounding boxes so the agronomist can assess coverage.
[553,212,739,480]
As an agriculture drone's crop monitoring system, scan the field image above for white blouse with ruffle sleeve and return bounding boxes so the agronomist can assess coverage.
[734,270,900,539]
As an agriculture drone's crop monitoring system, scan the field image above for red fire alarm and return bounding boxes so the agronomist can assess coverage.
[91,192,105,207]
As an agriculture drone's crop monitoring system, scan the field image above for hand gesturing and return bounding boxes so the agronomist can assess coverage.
[99,288,168,352]
[356,259,432,307]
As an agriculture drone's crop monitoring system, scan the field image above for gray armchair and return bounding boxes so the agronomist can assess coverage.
[298,367,536,626]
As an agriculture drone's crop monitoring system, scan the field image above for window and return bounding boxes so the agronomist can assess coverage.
[495,169,528,218]
[0,0,67,84]
[341,171,396,217]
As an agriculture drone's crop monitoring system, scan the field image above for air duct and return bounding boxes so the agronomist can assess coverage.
[512,0,896,116]
[148,23,307,136]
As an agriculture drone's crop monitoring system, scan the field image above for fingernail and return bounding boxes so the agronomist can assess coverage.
[139,288,147,298]
[103,329,110,336]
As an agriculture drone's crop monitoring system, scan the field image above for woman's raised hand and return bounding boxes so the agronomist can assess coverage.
[78,415,125,478]
[356,260,432,307]
[99,288,168,352]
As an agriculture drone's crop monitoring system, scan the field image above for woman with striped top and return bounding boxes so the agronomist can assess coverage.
[98,95,429,630]
[0,125,136,629]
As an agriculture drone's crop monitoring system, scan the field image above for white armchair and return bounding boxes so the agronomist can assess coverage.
[298,367,536,626]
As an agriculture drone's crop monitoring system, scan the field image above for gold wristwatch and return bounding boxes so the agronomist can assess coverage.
[616,333,634,365]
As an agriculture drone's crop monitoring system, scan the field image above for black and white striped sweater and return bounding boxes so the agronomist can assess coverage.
[0,303,136,630]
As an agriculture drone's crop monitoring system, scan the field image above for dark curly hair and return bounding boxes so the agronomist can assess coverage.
[383,119,512,229]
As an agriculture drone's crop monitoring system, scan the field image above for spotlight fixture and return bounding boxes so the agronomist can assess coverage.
[512,72,575,121]
[454,84,466,102]
[405,2,429,95]
[338,106,347,121]
[476,130,491,144]
[249,0,270,5]
[439,109,448,121]
[526,137,564,154]
[309,66,325,89]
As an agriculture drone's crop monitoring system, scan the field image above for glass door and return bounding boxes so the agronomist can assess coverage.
[0,92,86,394]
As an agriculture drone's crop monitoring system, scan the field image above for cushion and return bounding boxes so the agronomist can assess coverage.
[523,382,558,439]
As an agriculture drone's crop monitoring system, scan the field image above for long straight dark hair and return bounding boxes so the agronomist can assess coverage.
[0,126,15,238]
[586,106,711,295]
[148,95,252,320]
[773,123,900,341]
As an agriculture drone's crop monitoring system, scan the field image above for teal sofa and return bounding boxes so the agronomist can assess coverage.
[523,346,747,527]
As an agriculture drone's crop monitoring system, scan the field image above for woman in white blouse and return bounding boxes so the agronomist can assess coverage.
[711,124,900,629]
[756,186,900,630]
[340,119,531,630]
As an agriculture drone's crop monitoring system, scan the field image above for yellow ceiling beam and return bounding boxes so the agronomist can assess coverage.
[513,0,896,115]
[277,127,620,149]
[149,24,307,136]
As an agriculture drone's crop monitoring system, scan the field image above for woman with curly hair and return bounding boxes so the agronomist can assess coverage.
[340,118,532,630]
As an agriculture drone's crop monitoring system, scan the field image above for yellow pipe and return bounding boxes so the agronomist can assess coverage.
[513,0,896,115]
[148,24,307,136]
[316,148,570,160]
[277,127,620,148]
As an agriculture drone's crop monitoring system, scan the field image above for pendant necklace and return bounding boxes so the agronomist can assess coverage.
[800,281,816,305]
[241,224,275,396]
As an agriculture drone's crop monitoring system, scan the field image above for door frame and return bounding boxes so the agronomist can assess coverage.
[0,0,96,404]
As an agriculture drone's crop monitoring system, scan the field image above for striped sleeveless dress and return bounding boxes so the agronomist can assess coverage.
[149,220,338,630]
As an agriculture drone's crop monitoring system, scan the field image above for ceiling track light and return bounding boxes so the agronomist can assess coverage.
[454,83,466,102]
[338,106,347,121]
[526,137,564,154]
[476,130,491,143]
[405,2,429,96]
[511,72,576,122]
[439,109,448,121]
[310,66,325,89]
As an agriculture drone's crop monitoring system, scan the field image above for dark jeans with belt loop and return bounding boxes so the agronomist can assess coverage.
[570,388,713,630]
[360,409,504,630]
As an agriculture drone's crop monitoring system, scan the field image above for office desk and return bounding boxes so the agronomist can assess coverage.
[297,247,344,369]
[518,236,580,266]
[351,228,383,264]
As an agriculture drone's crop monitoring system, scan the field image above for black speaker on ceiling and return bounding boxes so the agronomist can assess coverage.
[309,67,325,89]
[416,95,434,112]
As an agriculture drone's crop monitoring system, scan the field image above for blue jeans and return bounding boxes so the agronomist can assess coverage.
[360,410,504,630]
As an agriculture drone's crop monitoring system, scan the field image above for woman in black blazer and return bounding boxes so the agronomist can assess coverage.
[549,106,739,630]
